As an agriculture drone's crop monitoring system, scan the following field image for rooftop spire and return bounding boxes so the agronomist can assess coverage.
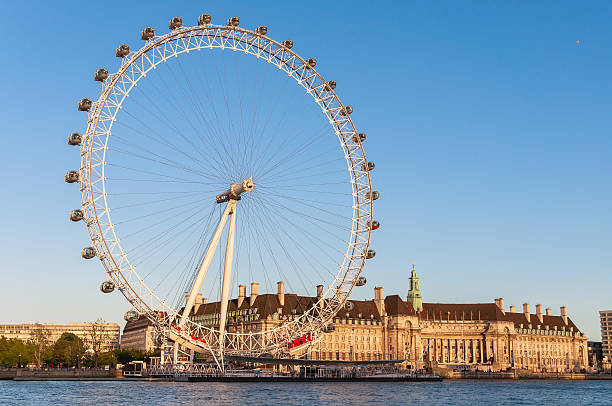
[407,262,423,312]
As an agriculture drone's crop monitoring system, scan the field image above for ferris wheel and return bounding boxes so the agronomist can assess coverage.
[65,14,379,367]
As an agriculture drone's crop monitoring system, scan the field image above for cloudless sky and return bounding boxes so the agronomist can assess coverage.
[0,1,610,340]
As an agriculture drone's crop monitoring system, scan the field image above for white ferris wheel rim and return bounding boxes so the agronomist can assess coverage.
[78,22,373,355]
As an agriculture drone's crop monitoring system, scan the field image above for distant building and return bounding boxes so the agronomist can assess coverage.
[0,323,119,351]
[600,310,612,370]
[587,341,603,368]
[180,266,589,372]
[120,315,158,352]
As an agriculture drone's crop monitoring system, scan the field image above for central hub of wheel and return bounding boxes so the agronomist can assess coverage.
[216,178,254,203]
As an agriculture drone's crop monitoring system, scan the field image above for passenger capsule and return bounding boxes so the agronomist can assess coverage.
[94,68,108,82]
[366,191,380,201]
[124,310,139,322]
[324,80,337,91]
[365,249,376,259]
[306,58,316,69]
[78,98,92,112]
[355,276,367,286]
[283,40,294,49]
[65,170,79,183]
[100,280,115,293]
[67,132,82,146]
[69,209,84,222]
[141,27,155,40]
[115,44,130,58]
[198,13,212,26]
[81,246,96,259]
[256,26,268,35]
[352,133,366,143]
[340,106,354,116]
[227,16,240,27]
[368,220,380,230]
[322,323,335,333]
[361,161,375,171]
[169,16,183,30]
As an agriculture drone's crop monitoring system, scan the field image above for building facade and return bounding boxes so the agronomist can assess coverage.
[121,315,158,352]
[600,310,612,370]
[180,268,589,372]
[0,322,120,351]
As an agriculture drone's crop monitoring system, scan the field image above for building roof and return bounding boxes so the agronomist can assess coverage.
[182,291,581,332]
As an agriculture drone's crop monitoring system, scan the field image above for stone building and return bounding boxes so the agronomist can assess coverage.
[0,322,120,351]
[120,315,158,352]
[180,267,588,372]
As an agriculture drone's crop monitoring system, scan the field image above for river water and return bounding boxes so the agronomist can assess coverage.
[1,380,611,405]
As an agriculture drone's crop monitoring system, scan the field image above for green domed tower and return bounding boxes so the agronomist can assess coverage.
[407,263,423,312]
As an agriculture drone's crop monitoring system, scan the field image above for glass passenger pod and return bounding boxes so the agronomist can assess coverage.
[227,16,240,27]
[141,27,155,40]
[367,220,380,230]
[305,58,316,69]
[124,310,139,322]
[198,13,212,26]
[322,323,335,333]
[115,44,130,58]
[81,246,96,259]
[366,191,380,201]
[169,16,183,30]
[100,280,115,293]
[365,249,376,259]
[65,170,79,183]
[69,209,84,222]
[324,80,337,91]
[94,68,108,82]
[340,105,353,116]
[355,276,367,286]
[67,132,82,146]
[78,98,92,112]
[256,26,268,35]
[352,133,366,143]
[282,40,293,49]
[361,161,375,171]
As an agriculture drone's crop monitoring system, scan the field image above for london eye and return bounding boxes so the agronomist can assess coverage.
[65,13,379,369]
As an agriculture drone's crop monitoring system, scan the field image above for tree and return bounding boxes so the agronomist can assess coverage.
[0,336,34,367]
[29,324,50,368]
[85,318,111,367]
[50,333,85,367]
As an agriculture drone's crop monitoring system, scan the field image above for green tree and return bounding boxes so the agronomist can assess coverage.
[0,336,35,367]
[50,333,85,367]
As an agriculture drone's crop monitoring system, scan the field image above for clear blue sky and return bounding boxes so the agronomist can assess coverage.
[0,1,610,340]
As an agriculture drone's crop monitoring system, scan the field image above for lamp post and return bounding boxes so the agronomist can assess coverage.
[18,353,22,368]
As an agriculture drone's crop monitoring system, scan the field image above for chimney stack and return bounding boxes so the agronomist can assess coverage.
[185,293,204,314]
[238,285,246,307]
[536,304,543,323]
[509,305,516,313]
[374,286,386,316]
[277,281,285,307]
[494,298,500,308]
[250,282,259,306]
[523,303,530,323]
[316,285,324,308]
[545,308,552,316]
[498,298,505,314]
[560,306,568,325]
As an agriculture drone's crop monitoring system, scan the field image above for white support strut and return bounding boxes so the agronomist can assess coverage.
[179,201,233,328]
[218,199,237,370]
